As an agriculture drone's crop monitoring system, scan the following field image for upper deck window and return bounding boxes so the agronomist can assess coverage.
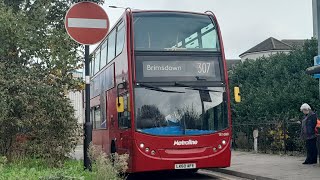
[133,12,220,51]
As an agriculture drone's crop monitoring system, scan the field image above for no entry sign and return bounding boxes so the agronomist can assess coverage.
[65,1,109,45]
[64,1,110,170]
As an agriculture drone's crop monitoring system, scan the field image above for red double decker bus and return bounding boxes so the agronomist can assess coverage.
[90,10,231,173]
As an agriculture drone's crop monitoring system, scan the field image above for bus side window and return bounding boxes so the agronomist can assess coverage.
[100,40,108,69]
[116,21,125,56]
[107,30,116,63]
[92,106,101,129]
[94,49,101,75]
[100,92,107,129]
[90,108,94,127]
[118,94,131,129]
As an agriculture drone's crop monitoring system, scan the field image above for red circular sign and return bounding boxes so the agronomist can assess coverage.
[65,2,109,45]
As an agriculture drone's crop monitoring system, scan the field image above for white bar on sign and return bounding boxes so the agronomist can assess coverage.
[68,18,107,29]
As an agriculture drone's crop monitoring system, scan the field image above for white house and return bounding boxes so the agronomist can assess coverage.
[239,37,305,62]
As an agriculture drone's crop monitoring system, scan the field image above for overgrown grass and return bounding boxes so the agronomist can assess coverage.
[88,145,129,180]
[0,145,129,180]
[0,157,94,180]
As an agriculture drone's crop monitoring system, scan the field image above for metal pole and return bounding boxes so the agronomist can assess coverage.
[84,45,92,171]
[247,124,250,152]
[317,0,320,53]
[317,0,320,164]
[283,119,287,154]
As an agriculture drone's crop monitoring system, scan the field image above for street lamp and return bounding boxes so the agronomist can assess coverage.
[108,5,140,10]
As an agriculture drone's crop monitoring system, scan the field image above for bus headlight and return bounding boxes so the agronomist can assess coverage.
[213,147,217,152]
[151,150,156,155]
[222,140,226,145]
[218,145,222,149]
[140,143,145,148]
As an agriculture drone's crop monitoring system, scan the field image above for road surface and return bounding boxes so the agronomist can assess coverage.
[127,170,248,180]
[71,145,247,180]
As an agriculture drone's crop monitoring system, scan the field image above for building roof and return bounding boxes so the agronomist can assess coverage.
[226,59,241,70]
[281,39,306,48]
[239,37,292,57]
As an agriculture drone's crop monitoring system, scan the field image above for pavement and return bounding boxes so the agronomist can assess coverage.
[211,151,320,180]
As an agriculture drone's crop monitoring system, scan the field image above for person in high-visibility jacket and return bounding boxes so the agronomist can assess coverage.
[300,103,318,164]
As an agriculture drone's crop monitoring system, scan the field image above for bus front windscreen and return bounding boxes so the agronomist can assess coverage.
[133,12,220,51]
[135,86,228,136]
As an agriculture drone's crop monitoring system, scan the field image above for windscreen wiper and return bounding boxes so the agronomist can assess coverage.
[137,83,185,93]
[174,82,223,93]
[195,76,207,81]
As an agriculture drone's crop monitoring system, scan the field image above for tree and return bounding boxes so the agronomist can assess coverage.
[229,39,318,151]
[229,39,319,124]
[0,0,103,163]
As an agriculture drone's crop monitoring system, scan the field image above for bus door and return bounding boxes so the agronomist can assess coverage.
[117,92,132,154]
[100,91,109,153]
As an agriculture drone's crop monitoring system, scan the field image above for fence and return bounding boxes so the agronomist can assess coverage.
[232,121,306,155]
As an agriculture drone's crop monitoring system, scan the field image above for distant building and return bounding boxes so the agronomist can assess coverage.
[67,71,84,125]
[239,37,306,62]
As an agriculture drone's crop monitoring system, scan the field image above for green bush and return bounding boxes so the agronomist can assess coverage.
[234,132,250,150]
[89,144,129,180]
[0,0,85,164]
[0,70,81,165]
[229,39,319,153]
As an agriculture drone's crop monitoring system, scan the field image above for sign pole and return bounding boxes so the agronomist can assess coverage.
[84,45,92,171]
[64,2,109,171]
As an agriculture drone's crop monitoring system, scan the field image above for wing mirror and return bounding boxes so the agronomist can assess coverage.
[234,86,241,103]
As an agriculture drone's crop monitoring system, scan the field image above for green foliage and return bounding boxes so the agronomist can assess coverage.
[267,123,289,152]
[88,144,129,180]
[0,0,103,164]
[230,39,318,153]
[229,39,319,124]
[234,132,250,149]
[0,158,94,180]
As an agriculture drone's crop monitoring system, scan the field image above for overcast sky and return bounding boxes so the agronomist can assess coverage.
[96,0,313,59]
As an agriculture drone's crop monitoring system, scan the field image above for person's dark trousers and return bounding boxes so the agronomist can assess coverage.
[305,137,318,164]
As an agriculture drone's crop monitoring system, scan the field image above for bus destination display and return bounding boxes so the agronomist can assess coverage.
[142,61,215,78]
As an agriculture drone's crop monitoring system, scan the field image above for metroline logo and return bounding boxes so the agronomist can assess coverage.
[173,140,198,146]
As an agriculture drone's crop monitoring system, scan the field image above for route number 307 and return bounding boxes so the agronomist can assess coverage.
[197,63,211,74]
